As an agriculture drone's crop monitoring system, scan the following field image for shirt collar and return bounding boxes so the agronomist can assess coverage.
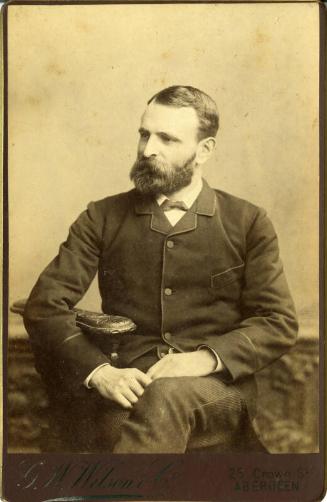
[156,178,203,209]
[134,178,216,217]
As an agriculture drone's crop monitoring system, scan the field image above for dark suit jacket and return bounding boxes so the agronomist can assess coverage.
[24,179,298,416]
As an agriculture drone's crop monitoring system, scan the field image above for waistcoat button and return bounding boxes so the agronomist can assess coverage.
[167,240,174,249]
[164,332,172,340]
[164,288,172,296]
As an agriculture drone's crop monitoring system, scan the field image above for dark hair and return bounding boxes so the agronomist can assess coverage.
[148,85,219,141]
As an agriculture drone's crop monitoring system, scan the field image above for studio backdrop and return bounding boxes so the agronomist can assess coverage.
[7,2,320,454]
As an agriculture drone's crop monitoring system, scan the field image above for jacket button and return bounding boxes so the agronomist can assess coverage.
[164,288,172,296]
[167,240,174,249]
[164,332,172,340]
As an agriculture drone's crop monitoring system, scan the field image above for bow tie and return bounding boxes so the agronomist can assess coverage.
[161,199,188,212]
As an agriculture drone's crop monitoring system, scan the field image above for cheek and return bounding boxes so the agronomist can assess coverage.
[172,149,195,166]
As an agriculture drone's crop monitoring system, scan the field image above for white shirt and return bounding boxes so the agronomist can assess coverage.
[84,177,223,387]
[156,177,203,225]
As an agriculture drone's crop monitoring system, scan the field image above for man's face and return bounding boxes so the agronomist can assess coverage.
[130,102,200,196]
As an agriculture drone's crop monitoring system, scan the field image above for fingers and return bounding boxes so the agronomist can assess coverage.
[146,364,157,379]
[132,369,152,387]
[121,388,139,405]
[101,386,138,409]
[111,385,143,409]
[147,356,169,376]
[129,378,146,397]
[114,393,133,409]
[92,367,153,408]
[147,355,176,380]
[148,366,164,380]
[118,373,150,405]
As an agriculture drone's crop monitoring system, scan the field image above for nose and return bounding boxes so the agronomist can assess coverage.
[142,135,159,158]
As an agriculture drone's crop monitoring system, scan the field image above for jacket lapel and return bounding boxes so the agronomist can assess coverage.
[134,192,172,235]
[133,179,217,236]
[169,179,216,236]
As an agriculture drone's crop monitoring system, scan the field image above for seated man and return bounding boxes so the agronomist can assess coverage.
[23,85,298,453]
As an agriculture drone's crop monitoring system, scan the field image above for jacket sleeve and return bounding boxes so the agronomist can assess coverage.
[203,208,299,382]
[23,201,110,390]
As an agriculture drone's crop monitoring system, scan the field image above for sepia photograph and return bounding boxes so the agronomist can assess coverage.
[3,0,324,500]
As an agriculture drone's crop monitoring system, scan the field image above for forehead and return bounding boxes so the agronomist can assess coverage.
[140,102,199,140]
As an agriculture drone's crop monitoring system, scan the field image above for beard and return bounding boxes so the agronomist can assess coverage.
[130,153,196,196]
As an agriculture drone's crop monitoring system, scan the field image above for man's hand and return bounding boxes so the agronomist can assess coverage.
[147,350,217,380]
[89,365,152,409]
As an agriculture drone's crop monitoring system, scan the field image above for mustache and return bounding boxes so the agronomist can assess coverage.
[131,157,170,176]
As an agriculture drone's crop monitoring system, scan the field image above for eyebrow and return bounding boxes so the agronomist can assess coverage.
[138,127,181,142]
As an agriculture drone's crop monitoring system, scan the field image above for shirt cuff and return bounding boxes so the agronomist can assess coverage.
[197,345,225,373]
[84,363,111,388]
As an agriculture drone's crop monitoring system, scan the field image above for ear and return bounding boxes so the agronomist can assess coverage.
[195,137,216,165]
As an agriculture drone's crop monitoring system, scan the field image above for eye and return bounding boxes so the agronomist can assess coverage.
[159,134,175,144]
[162,137,173,144]
[139,130,150,140]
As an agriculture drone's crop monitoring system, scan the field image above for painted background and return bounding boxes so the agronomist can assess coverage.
[8,3,320,323]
